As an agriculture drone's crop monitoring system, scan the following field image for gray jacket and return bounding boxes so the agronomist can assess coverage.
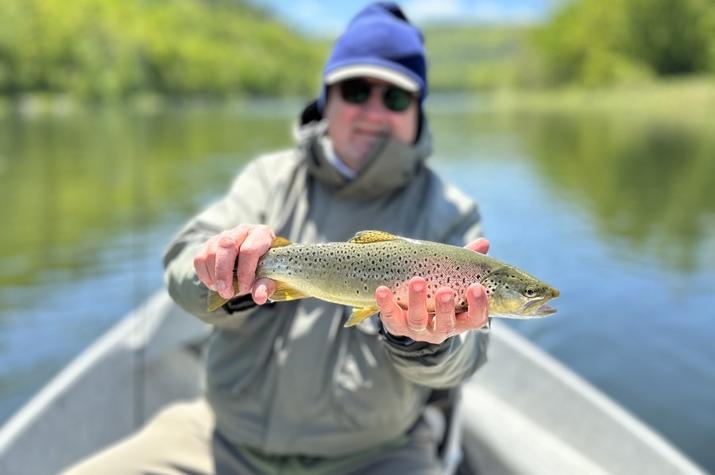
[163,110,489,457]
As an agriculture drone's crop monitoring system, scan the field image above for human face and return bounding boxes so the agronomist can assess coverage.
[324,77,418,172]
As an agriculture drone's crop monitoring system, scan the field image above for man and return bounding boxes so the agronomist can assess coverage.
[64,3,490,474]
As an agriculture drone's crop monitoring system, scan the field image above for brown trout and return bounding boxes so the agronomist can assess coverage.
[207,230,560,327]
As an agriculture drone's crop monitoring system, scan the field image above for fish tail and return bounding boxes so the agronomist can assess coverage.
[205,236,292,312]
[207,290,229,312]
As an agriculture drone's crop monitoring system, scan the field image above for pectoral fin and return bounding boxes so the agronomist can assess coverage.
[270,281,309,302]
[344,306,380,327]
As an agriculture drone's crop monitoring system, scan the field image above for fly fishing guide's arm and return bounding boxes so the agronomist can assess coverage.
[375,238,491,345]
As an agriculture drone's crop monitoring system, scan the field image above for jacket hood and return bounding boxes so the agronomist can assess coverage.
[295,100,433,201]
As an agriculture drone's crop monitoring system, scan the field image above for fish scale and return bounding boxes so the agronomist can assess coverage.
[207,230,560,327]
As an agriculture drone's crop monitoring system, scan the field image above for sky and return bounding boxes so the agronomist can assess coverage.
[251,0,553,36]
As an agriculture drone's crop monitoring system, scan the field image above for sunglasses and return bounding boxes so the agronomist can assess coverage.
[337,78,416,113]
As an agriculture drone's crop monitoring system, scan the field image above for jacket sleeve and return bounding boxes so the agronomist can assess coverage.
[163,158,273,328]
[381,191,490,389]
[381,325,490,389]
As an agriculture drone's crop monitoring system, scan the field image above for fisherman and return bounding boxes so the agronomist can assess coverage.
[64,3,491,474]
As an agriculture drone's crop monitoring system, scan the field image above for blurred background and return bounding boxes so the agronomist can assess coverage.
[0,0,713,472]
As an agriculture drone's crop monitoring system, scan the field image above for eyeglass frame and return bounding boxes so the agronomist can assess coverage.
[334,78,417,113]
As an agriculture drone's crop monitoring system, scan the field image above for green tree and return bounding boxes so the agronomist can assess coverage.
[0,0,325,99]
[625,0,714,74]
[534,0,715,85]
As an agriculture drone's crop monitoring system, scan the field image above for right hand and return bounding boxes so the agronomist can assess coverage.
[193,224,276,305]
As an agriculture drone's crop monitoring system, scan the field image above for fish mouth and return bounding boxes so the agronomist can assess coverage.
[521,298,558,316]
[533,303,557,316]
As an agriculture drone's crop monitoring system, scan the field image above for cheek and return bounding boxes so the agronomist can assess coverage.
[489,289,523,314]
[326,109,354,145]
[328,108,357,134]
[389,110,418,143]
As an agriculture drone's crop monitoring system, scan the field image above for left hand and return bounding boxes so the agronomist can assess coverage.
[375,238,490,345]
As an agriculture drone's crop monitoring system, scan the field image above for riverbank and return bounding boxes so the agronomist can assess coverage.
[487,77,715,122]
[2,77,714,121]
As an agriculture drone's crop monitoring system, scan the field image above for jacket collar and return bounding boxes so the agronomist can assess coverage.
[295,102,433,200]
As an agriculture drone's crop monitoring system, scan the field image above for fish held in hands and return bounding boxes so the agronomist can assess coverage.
[207,230,560,327]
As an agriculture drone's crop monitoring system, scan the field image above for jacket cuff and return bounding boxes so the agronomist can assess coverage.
[223,294,260,314]
[377,320,452,357]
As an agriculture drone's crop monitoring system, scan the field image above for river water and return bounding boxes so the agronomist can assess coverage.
[0,96,713,471]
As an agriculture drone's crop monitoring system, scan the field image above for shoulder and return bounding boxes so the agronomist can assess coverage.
[420,167,479,218]
[246,149,301,176]
[419,167,482,243]
[230,148,302,188]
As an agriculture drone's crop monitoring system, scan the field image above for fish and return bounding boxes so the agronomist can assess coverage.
[207,230,560,327]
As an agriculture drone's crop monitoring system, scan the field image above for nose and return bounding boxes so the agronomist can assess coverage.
[359,89,390,121]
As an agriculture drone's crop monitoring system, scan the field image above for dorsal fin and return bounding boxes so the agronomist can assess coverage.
[349,230,399,244]
[271,236,292,248]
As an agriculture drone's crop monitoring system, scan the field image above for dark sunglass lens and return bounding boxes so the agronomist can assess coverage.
[340,79,371,104]
[383,87,412,112]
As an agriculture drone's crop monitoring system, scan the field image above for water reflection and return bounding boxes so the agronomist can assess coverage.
[516,112,715,272]
[0,106,297,291]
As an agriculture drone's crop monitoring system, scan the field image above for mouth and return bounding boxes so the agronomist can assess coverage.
[521,298,558,316]
[533,303,557,315]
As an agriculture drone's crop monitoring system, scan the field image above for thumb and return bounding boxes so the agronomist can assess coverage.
[252,278,276,305]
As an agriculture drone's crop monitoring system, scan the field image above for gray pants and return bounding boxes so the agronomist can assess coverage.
[61,399,442,475]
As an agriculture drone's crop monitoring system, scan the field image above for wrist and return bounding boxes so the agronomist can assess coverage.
[382,328,416,346]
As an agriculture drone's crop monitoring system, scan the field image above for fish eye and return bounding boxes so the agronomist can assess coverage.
[525,288,537,297]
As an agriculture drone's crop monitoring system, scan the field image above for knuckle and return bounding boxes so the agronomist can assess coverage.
[218,235,235,248]
[240,242,262,256]
[233,223,250,234]
[437,319,455,333]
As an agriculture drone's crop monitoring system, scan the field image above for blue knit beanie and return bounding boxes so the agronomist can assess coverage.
[318,2,427,111]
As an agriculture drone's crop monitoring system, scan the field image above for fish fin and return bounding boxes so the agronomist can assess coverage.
[206,238,291,312]
[271,236,292,248]
[270,281,310,302]
[206,275,239,312]
[349,230,399,244]
[344,306,380,327]
[207,290,228,312]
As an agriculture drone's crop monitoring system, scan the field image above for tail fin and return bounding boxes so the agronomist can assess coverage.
[205,235,293,312]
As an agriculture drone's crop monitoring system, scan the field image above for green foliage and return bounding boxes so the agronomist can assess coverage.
[423,24,533,90]
[0,0,325,99]
[533,0,715,86]
[625,0,715,75]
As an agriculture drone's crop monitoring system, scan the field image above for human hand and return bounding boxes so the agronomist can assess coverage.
[375,238,490,344]
[193,224,276,305]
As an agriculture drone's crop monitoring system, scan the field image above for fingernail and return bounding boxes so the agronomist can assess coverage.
[216,281,226,292]
[441,294,451,303]
[413,282,424,292]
